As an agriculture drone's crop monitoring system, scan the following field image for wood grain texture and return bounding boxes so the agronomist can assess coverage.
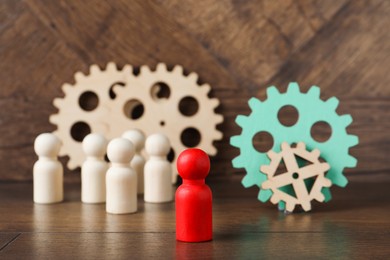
[0,233,19,252]
[0,0,388,181]
[0,180,389,233]
[0,181,389,258]
[154,0,349,88]
[1,231,389,259]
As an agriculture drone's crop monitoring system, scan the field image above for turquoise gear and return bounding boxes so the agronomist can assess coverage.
[230,82,359,207]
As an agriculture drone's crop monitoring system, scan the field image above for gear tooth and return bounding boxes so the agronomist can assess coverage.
[278,201,286,211]
[106,62,117,72]
[322,162,330,171]
[242,174,256,188]
[259,189,273,202]
[322,188,332,202]
[49,114,59,124]
[90,64,101,75]
[260,165,272,175]
[323,177,332,187]
[230,135,243,148]
[301,201,311,212]
[232,156,245,168]
[333,173,348,187]
[210,98,220,109]
[314,192,325,202]
[156,63,167,72]
[285,202,295,212]
[339,114,353,128]
[235,115,249,127]
[61,83,73,95]
[297,142,305,150]
[266,86,280,98]
[281,142,290,150]
[267,150,277,159]
[325,97,340,110]
[346,135,359,147]
[270,196,279,204]
[307,86,320,98]
[215,114,224,124]
[67,159,78,170]
[248,97,261,110]
[208,145,217,155]
[74,71,85,83]
[213,130,223,140]
[53,98,63,108]
[201,84,212,94]
[345,155,358,168]
[311,149,320,158]
[287,82,300,94]
[187,72,198,82]
[173,65,184,75]
[122,64,133,74]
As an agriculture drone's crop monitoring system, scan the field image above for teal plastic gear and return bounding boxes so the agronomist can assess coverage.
[230,82,359,206]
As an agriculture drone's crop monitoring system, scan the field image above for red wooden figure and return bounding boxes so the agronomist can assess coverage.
[176,148,212,242]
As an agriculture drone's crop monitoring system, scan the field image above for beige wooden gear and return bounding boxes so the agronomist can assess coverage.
[260,142,332,212]
[108,63,224,183]
[50,63,133,169]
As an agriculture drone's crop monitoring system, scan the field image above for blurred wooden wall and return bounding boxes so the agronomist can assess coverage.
[0,0,388,182]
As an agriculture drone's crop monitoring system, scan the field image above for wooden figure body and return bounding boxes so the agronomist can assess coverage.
[144,133,173,203]
[81,133,108,203]
[106,138,137,214]
[176,148,212,242]
[33,133,63,204]
[122,129,146,194]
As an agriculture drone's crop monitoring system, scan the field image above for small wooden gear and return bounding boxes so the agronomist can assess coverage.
[109,63,223,182]
[261,142,332,212]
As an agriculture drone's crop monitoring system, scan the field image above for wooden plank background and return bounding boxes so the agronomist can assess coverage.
[0,0,388,182]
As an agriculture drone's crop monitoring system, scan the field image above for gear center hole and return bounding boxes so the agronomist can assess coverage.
[292,172,299,179]
[151,82,170,101]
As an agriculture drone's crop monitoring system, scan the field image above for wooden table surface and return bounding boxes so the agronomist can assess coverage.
[0,177,389,259]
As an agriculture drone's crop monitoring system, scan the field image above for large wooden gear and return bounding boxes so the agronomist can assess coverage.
[261,142,332,212]
[50,63,132,169]
[109,63,223,182]
[49,63,224,182]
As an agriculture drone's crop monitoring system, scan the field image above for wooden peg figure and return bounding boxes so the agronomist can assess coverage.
[144,133,173,203]
[122,129,146,194]
[106,138,137,214]
[176,148,212,242]
[81,133,108,203]
[33,133,63,204]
